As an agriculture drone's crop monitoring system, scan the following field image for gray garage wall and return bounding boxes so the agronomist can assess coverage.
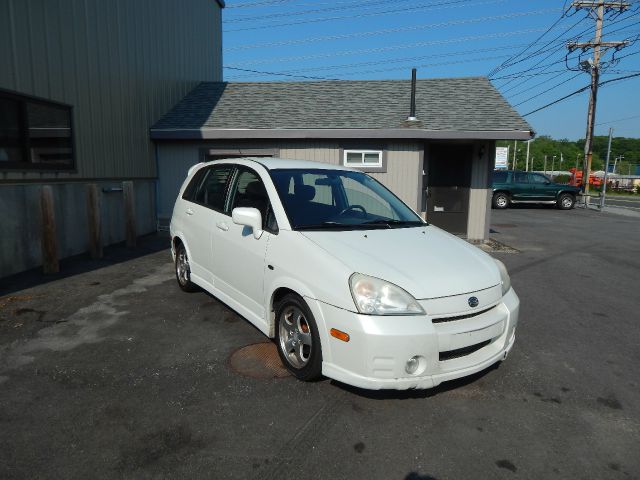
[0,0,223,182]
[0,181,156,278]
[155,140,423,221]
[0,0,223,277]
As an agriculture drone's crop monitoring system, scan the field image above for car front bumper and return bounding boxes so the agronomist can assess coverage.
[311,287,519,390]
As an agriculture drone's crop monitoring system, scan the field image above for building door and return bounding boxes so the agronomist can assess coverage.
[426,144,472,235]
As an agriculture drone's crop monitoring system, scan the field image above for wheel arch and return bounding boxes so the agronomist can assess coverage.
[171,233,193,262]
[267,282,333,366]
[557,190,577,198]
[267,280,316,337]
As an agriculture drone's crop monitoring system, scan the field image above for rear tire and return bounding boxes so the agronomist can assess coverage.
[492,192,510,209]
[174,242,198,292]
[275,294,322,381]
[557,193,575,210]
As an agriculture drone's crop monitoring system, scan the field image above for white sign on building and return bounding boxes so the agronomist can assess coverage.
[495,147,509,170]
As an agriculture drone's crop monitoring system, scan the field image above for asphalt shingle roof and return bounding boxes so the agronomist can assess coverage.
[151,78,531,135]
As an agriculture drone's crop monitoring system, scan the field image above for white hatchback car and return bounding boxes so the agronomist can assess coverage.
[170,158,519,390]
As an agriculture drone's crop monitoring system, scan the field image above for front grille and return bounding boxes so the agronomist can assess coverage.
[432,305,495,324]
[439,340,491,361]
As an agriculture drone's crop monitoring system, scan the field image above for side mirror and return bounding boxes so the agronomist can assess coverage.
[232,207,263,239]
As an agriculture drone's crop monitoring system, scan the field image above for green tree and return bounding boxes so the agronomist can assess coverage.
[497,136,639,173]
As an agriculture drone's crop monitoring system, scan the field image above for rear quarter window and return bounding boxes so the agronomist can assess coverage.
[182,167,208,201]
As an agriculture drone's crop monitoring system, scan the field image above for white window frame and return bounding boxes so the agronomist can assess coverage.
[343,149,383,168]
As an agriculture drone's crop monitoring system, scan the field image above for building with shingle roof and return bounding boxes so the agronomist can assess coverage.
[151,77,533,241]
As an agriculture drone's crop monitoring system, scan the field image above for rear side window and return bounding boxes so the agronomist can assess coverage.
[192,165,234,211]
[182,167,208,201]
[530,173,550,184]
[513,172,528,183]
[492,171,508,183]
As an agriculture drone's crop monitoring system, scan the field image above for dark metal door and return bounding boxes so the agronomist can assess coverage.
[426,144,472,235]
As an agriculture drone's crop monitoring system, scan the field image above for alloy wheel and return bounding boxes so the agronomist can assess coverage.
[278,306,312,368]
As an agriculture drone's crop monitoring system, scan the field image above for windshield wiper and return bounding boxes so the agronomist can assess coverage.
[295,222,352,230]
[296,221,391,231]
[362,219,425,227]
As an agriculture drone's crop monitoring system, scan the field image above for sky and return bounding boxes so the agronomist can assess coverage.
[221,0,640,140]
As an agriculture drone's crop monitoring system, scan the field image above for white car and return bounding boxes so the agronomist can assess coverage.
[170,158,519,390]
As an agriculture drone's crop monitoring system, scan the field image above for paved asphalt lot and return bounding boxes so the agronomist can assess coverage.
[1,207,639,479]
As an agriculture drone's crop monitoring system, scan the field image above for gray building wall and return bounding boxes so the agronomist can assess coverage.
[0,0,222,181]
[466,141,495,242]
[0,0,223,277]
[155,140,423,220]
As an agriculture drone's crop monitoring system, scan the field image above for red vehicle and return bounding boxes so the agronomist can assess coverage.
[569,168,602,188]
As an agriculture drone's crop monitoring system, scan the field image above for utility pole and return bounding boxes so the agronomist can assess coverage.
[614,155,623,173]
[513,140,517,169]
[600,127,613,209]
[544,155,547,174]
[568,1,629,202]
[525,140,531,171]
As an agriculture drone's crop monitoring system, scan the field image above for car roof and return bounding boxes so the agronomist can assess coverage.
[203,157,357,172]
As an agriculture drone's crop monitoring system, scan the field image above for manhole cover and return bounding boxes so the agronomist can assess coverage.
[229,342,291,379]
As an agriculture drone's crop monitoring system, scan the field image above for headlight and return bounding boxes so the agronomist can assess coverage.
[349,273,425,316]
[494,259,511,295]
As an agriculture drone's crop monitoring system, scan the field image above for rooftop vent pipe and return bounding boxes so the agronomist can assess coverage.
[407,68,418,121]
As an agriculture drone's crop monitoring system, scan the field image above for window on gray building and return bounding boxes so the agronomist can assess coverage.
[0,90,74,170]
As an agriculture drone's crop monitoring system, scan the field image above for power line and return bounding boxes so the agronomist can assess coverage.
[492,68,573,80]
[227,0,298,8]
[223,66,340,81]
[225,0,417,22]
[223,0,505,32]
[493,16,593,89]
[512,72,583,107]
[491,27,638,83]
[492,15,638,92]
[227,28,549,67]
[488,4,570,77]
[227,53,516,80]
[224,8,559,51]
[237,44,527,76]
[506,70,575,98]
[596,114,640,125]
[497,45,581,92]
[490,10,638,82]
[523,72,640,116]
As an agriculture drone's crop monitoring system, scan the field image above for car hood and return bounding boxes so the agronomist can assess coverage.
[301,225,500,299]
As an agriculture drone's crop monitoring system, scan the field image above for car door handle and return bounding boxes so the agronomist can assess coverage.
[185,208,194,216]
[216,222,229,232]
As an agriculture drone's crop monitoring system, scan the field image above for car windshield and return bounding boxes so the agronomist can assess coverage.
[269,169,425,230]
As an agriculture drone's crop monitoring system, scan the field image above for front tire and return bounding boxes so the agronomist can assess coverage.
[275,294,322,381]
[174,243,198,292]
[492,192,510,209]
[557,193,575,210]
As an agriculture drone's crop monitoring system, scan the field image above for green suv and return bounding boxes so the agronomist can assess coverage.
[492,170,580,210]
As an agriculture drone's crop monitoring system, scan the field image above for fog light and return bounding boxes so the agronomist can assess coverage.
[405,356,423,375]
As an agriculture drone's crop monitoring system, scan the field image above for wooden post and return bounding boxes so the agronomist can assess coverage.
[86,183,103,258]
[40,186,59,274]
[123,181,136,247]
